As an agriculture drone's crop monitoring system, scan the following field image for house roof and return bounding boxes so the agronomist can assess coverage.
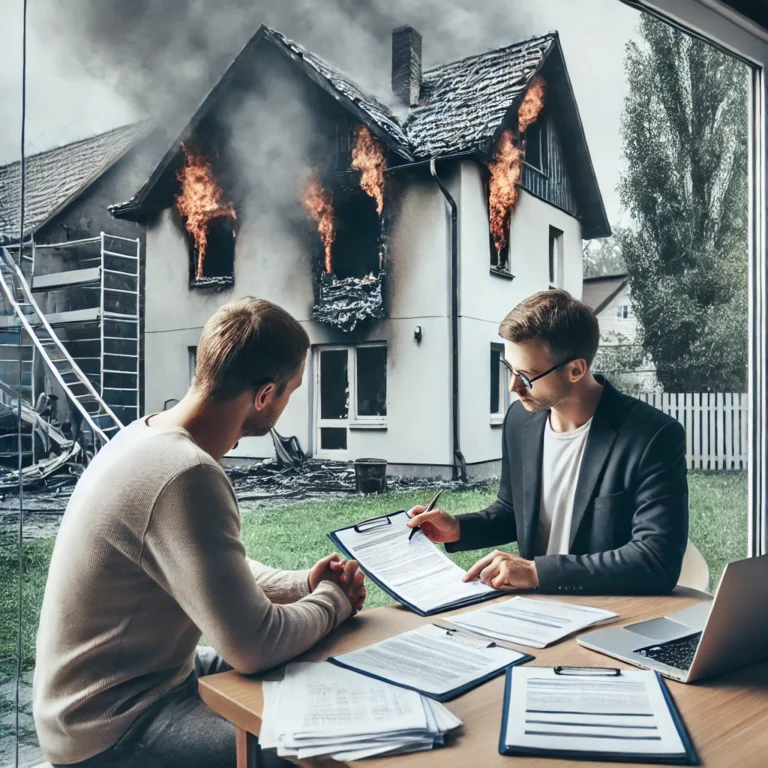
[110,25,610,238]
[0,123,150,243]
[582,273,629,314]
[405,34,554,158]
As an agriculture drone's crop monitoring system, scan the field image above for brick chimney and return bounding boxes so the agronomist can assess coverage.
[392,26,422,107]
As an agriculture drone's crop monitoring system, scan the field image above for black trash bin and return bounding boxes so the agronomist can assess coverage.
[354,458,387,494]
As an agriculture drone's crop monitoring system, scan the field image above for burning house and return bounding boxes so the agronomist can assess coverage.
[101,25,610,479]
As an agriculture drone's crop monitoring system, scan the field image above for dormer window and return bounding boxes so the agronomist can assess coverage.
[524,120,548,175]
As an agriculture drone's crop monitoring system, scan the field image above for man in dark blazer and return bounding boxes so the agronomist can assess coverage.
[407,289,688,595]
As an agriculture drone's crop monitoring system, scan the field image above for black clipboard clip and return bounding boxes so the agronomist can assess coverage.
[353,513,394,533]
[554,666,622,676]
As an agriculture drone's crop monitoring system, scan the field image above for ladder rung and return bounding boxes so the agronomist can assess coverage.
[103,369,137,375]
[103,387,138,391]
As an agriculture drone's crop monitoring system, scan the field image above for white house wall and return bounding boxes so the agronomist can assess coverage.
[144,171,454,469]
[456,161,583,467]
[596,284,638,343]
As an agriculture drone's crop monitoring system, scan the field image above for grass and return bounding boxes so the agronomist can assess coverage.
[0,472,748,670]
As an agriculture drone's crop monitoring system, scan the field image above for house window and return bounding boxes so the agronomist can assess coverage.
[335,115,354,170]
[490,344,507,425]
[332,186,381,279]
[617,304,633,319]
[316,343,387,454]
[188,216,236,285]
[549,226,564,288]
[524,120,548,174]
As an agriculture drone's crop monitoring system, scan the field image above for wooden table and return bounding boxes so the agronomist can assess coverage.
[199,589,768,767]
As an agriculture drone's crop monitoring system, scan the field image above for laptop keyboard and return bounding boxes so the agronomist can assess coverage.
[636,632,702,671]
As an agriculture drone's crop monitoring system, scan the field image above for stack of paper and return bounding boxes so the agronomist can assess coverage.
[260,661,462,761]
[445,596,619,648]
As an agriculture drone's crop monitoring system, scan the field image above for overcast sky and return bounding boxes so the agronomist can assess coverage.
[0,0,642,228]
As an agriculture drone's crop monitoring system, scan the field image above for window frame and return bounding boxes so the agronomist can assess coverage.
[314,343,388,458]
[490,343,509,426]
[622,0,768,557]
[549,225,565,288]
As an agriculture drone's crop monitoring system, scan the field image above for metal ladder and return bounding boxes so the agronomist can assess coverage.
[0,246,123,446]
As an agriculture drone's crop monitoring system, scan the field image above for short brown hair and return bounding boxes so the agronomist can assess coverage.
[499,289,600,366]
[194,297,309,401]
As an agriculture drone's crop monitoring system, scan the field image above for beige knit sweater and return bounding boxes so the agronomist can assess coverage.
[33,418,351,765]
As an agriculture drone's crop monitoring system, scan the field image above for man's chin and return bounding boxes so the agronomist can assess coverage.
[519,397,544,412]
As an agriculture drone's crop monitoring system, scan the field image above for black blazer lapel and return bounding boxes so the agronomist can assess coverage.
[569,404,620,551]
[520,411,547,559]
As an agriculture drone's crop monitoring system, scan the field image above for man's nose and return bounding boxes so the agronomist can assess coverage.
[509,375,526,395]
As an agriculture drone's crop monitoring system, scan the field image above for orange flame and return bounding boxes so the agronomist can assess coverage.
[302,177,336,273]
[488,130,523,258]
[351,125,387,215]
[176,144,236,279]
[518,75,546,134]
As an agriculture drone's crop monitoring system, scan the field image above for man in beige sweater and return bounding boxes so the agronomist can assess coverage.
[33,297,366,768]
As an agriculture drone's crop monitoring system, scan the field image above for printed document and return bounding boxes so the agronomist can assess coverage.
[446,596,618,648]
[334,511,498,613]
[503,667,688,759]
[331,623,528,696]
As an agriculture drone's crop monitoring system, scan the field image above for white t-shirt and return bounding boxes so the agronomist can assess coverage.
[535,414,593,556]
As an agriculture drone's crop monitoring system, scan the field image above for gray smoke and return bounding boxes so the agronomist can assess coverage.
[42,0,541,236]
[45,0,538,122]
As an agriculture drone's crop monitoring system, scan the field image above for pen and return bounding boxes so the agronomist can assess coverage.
[408,489,443,541]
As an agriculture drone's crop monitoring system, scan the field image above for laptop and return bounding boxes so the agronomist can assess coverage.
[576,554,768,683]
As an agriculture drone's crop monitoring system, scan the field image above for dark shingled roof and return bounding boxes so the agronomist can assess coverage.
[111,25,609,238]
[583,273,629,314]
[270,30,411,152]
[405,34,554,158]
[0,123,149,242]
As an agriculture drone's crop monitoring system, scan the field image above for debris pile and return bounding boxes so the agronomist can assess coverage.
[313,271,385,332]
[226,457,490,505]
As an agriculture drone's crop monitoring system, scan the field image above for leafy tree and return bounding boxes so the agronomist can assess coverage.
[583,231,627,278]
[620,15,748,392]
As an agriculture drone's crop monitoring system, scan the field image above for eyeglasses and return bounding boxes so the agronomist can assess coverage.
[500,356,578,390]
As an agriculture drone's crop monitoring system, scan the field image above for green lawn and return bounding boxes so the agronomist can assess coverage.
[0,471,748,670]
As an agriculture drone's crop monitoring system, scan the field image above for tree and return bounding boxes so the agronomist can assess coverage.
[583,231,627,278]
[620,15,748,392]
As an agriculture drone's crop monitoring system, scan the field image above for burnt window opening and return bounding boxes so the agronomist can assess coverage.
[524,120,548,174]
[487,180,511,273]
[331,187,382,280]
[188,216,237,285]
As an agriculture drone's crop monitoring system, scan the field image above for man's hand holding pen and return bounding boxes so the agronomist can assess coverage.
[406,504,461,544]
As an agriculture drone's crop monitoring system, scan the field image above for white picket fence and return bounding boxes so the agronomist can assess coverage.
[638,393,748,471]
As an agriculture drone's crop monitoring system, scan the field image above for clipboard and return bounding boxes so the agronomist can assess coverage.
[328,510,503,617]
[327,625,535,702]
[498,667,699,765]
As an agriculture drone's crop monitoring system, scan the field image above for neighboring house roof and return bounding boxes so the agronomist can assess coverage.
[110,25,610,238]
[0,123,150,243]
[583,273,629,315]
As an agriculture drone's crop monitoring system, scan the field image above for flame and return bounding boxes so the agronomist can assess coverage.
[518,75,546,134]
[488,130,523,259]
[176,144,237,279]
[351,125,387,215]
[302,177,336,273]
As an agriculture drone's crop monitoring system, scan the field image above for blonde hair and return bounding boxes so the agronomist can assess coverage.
[194,297,309,401]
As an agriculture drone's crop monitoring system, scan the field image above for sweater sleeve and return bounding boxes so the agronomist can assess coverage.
[246,559,311,604]
[140,462,352,674]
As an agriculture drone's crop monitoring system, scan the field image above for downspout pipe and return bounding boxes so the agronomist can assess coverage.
[430,157,467,482]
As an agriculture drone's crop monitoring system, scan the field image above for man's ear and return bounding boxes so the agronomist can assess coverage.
[569,359,588,382]
[253,381,276,411]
